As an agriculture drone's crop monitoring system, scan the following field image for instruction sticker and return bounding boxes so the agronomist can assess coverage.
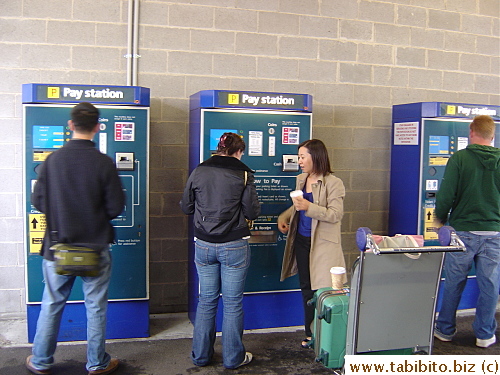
[29,214,46,253]
[33,151,52,162]
[394,122,419,145]
[115,122,135,141]
[426,180,438,191]
[423,208,438,240]
[457,137,468,151]
[429,156,449,166]
[282,127,300,145]
[248,131,263,156]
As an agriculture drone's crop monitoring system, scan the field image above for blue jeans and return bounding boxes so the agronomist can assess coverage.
[436,231,500,340]
[191,238,250,369]
[31,248,112,372]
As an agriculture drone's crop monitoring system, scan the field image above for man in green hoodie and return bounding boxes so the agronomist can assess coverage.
[434,115,500,349]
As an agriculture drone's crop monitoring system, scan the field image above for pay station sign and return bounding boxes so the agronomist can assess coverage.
[441,103,499,119]
[22,84,150,106]
[41,85,136,103]
[217,91,308,110]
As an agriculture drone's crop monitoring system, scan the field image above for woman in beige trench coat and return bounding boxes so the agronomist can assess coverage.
[277,139,347,348]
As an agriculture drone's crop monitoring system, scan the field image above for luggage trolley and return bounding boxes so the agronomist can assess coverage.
[311,226,465,371]
[347,226,466,356]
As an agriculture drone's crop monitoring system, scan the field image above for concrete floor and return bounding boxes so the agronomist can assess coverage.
[1,312,498,375]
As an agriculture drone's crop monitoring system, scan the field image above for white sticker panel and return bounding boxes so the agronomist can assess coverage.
[248,131,263,156]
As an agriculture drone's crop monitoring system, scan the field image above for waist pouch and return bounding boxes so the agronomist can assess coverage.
[50,243,103,277]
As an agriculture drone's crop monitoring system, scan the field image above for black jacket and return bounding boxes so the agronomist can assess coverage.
[32,139,125,260]
[180,155,260,243]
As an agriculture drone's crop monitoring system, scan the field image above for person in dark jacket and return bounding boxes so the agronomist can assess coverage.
[434,115,500,349]
[27,102,125,375]
[180,132,260,369]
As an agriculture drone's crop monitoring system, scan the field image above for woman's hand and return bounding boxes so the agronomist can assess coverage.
[292,196,310,212]
[277,217,289,234]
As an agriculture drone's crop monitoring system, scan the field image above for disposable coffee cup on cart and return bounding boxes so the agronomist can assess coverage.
[290,190,303,200]
[330,267,346,290]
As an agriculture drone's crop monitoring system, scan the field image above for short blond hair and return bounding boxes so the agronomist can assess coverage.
[470,115,495,140]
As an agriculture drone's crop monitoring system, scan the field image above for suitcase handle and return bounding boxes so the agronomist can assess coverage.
[318,306,332,324]
[307,296,316,307]
[315,349,329,366]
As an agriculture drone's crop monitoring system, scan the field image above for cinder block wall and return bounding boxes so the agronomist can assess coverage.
[0,0,498,316]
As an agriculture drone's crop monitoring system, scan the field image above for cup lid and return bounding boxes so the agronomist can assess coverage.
[330,266,346,274]
[290,190,303,197]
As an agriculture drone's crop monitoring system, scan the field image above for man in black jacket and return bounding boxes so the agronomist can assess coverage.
[27,102,125,375]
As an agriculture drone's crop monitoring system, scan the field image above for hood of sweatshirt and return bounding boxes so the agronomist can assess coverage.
[467,144,500,171]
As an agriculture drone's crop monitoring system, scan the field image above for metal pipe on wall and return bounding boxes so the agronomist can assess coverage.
[126,0,134,86]
[126,0,139,86]
[132,0,139,86]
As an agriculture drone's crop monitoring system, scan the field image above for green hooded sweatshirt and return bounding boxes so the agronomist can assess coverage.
[435,144,500,231]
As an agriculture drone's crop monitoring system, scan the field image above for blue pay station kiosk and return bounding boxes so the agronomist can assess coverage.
[188,90,312,329]
[23,83,150,342]
[389,102,500,309]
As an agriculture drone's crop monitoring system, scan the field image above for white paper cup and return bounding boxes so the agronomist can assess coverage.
[290,190,303,198]
[330,266,346,289]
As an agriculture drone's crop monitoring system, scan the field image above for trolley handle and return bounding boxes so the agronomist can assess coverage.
[356,226,466,255]
[373,245,464,255]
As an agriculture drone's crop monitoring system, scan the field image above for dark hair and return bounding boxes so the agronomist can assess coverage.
[298,139,333,176]
[70,102,99,133]
[470,115,495,140]
[217,132,246,155]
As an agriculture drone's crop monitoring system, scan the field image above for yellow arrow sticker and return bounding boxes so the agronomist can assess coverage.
[29,214,46,253]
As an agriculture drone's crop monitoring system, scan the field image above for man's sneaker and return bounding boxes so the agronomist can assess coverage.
[88,358,119,375]
[434,329,452,342]
[235,352,253,369]
[25,355,51,375]
[476,335,496,348]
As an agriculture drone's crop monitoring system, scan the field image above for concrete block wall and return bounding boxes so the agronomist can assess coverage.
[0,0,498,316]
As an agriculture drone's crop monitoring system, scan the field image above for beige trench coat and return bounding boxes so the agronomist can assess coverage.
[279,172,347,290]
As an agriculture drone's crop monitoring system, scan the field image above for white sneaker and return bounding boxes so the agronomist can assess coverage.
[236,352,253,368]
[476,335,496,348]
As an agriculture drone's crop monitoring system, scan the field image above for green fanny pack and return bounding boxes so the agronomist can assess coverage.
[51,243,102,277]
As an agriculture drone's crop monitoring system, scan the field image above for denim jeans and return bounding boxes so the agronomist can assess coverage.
[191,238,250,369]
[31,247,112,372]
[436,231,500,340]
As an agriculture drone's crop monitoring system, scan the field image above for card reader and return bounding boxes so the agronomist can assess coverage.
[116,152,135,170]
[282,154,299,172]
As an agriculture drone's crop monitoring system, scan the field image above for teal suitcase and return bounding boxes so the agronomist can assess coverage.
[310,288,349,369]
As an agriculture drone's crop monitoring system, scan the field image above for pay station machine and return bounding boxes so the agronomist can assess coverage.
[389,102,500,309]
[189,90,312,329]
[23,83,150,341]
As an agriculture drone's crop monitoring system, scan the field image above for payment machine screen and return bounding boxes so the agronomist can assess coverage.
[32,125,64,149]
[209,128,237,151]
